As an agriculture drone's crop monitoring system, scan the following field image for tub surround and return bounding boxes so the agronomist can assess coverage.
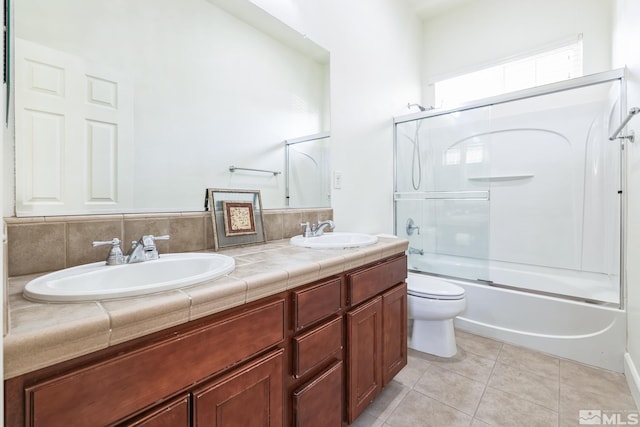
[4,235,408,380]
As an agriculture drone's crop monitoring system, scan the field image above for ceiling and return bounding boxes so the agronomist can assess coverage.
[406,0,473,19]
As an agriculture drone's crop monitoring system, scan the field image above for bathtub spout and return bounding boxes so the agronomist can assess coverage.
[408,247,424,255]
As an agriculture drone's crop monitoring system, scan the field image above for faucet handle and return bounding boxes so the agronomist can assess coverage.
[92,237,121,248]
[300,222,312,237]
[140,234,170,248]
[92,238,126,265]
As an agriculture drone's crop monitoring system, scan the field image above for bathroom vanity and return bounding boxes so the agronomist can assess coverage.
[4,237,408,426]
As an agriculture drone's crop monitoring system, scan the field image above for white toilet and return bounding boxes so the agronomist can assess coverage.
[407,272,466,357]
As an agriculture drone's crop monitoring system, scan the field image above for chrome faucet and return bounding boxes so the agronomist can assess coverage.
[314,220,335,236]
[126,235,170,263]
[408,246,424,255]
[93,235,170,265]
[300,220,335,237]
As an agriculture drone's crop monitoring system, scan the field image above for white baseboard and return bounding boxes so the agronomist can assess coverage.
[624,352,640,410]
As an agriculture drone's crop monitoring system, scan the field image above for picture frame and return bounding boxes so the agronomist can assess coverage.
[206,188,266,250]
[222,201,256,237]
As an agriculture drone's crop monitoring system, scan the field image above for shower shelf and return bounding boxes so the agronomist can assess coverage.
[394,191,489,201]
[468,174,534,182]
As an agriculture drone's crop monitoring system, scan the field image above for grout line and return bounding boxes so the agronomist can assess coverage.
[471,342,503,422]
[375,382,411,425]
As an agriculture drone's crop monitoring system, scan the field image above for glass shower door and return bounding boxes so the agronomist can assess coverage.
[395,106,493,282]
[394,74,623,304]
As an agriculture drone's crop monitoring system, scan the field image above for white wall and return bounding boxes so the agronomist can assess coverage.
[248,0,423,233]
[613,0,640,407]
[420,0,612,106]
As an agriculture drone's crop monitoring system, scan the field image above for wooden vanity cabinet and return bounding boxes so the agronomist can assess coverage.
[6,254,408,427]
[15,297,286,427]
[125,350,285,427]
[125,395,191,427]
[290,277,344,427]
[382,283,408,386]
[345,256,408,424]
[193,349,284,427]
[346,296,383,421]
[292,360,343,427]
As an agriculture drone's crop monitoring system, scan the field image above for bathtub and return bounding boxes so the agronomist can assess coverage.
[411,253,620,304]
[407,268,626,372]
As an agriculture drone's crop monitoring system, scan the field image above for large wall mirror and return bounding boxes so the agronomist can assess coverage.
[12,0,330,216]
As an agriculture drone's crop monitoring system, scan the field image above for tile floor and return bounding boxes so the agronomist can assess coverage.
[349,330,638,427]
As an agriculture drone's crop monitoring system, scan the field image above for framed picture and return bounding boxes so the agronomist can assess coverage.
[222,201,256,236]
[206,188,266,250]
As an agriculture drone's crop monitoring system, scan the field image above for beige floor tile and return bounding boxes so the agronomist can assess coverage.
[475,387,558,427]
[385,390,473,427]
[560,407,640,427]
[348,331,637,427]
[489,362,559,411]
[497,343,560,380]
[348,411,383,427]
[365,380,410,420]
[394,353,431,388]
[414,364,486,415]
[559,359,632,400]
[559,382,638,427]
[419,347,497,383]
[456,329,503,360]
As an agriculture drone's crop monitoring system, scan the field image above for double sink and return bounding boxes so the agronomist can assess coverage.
[24,232,378,303]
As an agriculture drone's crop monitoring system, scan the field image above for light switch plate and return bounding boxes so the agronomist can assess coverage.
[333,171,343,189]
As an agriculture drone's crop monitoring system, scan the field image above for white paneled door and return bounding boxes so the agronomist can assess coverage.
[15,38,133,215]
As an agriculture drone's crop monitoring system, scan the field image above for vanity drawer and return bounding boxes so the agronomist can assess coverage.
[25,299,285,427]
[293,360,343,427]
[347,255,407,306]
[293,277,342,331]
[293,316,343,378]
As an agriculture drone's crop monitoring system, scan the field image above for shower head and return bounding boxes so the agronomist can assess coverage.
[407,103,428,112]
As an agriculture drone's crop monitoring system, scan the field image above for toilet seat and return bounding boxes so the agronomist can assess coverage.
[407,276,465,300]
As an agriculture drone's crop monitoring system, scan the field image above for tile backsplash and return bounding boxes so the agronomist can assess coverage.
[4,208,333,277]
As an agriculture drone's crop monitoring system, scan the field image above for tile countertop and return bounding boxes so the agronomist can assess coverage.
[4,236,408,380]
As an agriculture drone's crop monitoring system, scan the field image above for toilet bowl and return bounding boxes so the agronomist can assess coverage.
[407,272,466,357]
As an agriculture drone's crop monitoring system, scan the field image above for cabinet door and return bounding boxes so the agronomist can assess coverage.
[123,395,190,427]
[346,297,382,423]
[292,361,343,427]
[193,349,284,427]
[382,283,408,386]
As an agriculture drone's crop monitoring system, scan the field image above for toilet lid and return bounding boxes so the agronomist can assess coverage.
[407,275,465,300]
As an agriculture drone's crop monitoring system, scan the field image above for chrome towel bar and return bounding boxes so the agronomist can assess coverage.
[229,165,281,176]
[609,107,640,142]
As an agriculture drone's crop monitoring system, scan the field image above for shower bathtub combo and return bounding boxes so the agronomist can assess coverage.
[394,69,629,372]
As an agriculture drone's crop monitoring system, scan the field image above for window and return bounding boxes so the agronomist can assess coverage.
[433,37,583,108]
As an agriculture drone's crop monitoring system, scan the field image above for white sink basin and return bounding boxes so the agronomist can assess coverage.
[290,232,378,249]
[23,253,235,303]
